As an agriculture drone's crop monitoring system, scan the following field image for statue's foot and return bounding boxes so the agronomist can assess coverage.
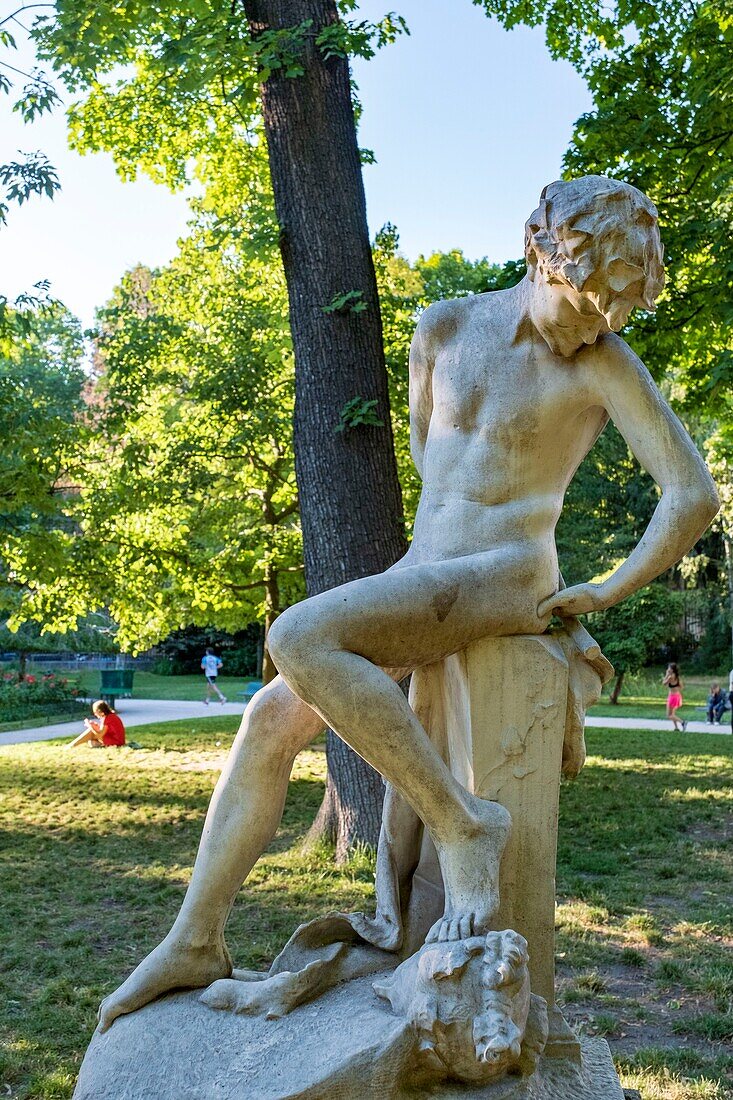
[97,932,231,1032]
[427,797,511,943]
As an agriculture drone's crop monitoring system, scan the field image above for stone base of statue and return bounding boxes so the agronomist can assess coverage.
[73,632,623,1099]
[74,977,624,1099]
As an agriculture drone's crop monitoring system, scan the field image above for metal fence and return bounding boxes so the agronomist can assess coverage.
[0,653,156,672]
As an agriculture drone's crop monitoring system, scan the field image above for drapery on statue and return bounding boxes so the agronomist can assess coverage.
[92,177,718,1090]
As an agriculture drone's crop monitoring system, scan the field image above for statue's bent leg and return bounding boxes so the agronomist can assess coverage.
[98,676,324,1031]
[267,548,546,943]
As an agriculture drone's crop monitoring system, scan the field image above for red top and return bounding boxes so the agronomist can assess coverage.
[101,712,125,746]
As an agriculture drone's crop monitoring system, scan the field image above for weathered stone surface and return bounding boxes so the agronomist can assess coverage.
[74,977,623,1100]
[76,177,717,1099]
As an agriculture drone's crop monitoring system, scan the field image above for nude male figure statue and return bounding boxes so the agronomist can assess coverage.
[98,176,718,1031]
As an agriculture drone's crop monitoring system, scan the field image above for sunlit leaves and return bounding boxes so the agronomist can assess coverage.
[0,308,85,625]
[7,148,302,651]
[557,2,733,413]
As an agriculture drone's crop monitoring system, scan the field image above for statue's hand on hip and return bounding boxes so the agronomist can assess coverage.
[538,582,606,619]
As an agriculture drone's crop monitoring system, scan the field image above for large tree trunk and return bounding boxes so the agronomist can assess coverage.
[244,0,408,855]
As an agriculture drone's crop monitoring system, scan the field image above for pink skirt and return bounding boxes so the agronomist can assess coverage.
[668,692,683,709]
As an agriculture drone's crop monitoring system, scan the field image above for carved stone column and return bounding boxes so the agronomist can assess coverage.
[405,633,585,1057]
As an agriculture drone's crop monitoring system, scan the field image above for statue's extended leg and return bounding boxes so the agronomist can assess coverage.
[268,548,545,946]
[98,677,325,1031]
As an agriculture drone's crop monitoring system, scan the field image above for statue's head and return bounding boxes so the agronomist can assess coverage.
[374,929,545,1086]
[524,176,665,336]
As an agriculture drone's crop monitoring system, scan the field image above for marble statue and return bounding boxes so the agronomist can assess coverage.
[75,176,719,1099]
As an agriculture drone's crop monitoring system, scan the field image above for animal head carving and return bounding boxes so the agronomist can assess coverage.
[374,929,539,1085]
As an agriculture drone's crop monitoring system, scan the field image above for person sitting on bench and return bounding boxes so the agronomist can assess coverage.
[706,683,728,725]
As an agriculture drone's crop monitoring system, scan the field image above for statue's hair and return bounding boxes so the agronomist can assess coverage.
[525,176,665,312]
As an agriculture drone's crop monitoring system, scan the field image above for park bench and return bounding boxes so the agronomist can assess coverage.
[99,669,134,708]
[236,680,262,704]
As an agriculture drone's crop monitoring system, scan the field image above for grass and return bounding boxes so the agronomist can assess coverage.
[74,670,255,702]
[1,723,731,1099]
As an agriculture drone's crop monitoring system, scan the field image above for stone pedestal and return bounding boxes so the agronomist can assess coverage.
[407,635,579,1056]
[433,636,569,1004]
[74,977,625,1100]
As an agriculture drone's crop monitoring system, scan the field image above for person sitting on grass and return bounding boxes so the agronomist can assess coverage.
[706,683,727,725]
[67,700,126,749]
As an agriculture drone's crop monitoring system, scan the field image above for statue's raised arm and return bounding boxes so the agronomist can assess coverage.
[529,177,719,618]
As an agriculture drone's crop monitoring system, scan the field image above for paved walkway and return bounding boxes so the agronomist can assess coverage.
[1,698,730,748]
[586,715,730,736]
[0,697,247,747]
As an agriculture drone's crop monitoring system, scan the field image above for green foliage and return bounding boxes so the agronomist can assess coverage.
[8,143,303,652]
[545,0,733,664]
[31,2,407,195]
[587,584,682,675]
[156,624,261,677]
[0,150,59,216]
[318,10,409,62]
[0,13,62,334]
[321,289,368,315]
[0,307,85,616]
[473,0,688,69]
[335,395,383,433]
[0,615,117,660]
[557,424,658,587]
[562,1,733,411]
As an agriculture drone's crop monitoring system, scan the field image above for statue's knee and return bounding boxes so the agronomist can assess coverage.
[238,692,293,764]
[267,606,322,682]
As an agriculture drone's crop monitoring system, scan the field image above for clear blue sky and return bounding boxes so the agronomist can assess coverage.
[1,1,590,329]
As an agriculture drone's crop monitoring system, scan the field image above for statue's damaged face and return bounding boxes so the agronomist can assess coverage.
[525,176,665,354]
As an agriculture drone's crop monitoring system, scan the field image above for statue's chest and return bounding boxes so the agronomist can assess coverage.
[431,345,576,433]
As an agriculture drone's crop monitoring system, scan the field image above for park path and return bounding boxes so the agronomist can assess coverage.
[0,697,247,747]
[0,700,729,748]
[585,715,730,736]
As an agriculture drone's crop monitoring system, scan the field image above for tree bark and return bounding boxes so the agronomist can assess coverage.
[610,669,625,705]
[243,0,408,855]
[262,564,280,685]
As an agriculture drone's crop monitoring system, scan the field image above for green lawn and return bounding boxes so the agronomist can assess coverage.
[74,670,255,702]
[1,722,731,1099]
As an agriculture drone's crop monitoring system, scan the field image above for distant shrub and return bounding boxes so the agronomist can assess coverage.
[150,657,175,676]
[0,672,85,723]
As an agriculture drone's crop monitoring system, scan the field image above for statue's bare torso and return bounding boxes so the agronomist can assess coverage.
[407,285,608,571]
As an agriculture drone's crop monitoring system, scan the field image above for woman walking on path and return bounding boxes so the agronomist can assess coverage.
[67,700,126,748]
[664,663,687,732]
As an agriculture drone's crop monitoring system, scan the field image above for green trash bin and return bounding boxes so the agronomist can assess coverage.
[99,669,134,707]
